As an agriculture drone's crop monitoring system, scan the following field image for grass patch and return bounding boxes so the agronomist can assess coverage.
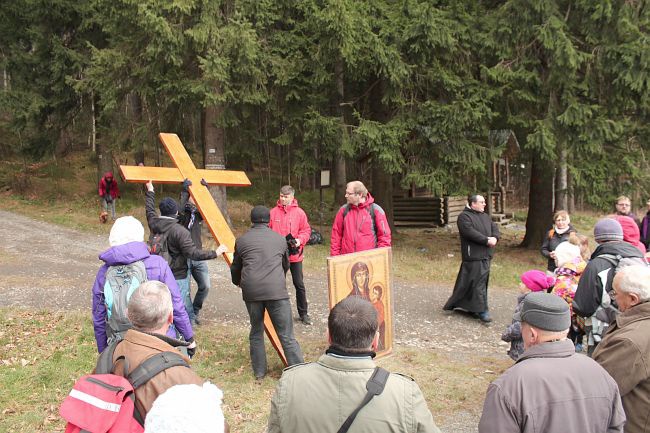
[0,308,507,432]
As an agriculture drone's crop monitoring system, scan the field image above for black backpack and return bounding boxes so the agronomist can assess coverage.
[147,231,171,264]
[306,228,323,245]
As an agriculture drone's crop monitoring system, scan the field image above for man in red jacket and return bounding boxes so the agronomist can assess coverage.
[330,181,391,257]
[269,185,313,325]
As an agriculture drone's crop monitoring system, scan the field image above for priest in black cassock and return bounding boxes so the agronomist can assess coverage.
[443,194,499,322]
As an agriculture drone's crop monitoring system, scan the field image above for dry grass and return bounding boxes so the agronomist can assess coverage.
[0,309,508,432]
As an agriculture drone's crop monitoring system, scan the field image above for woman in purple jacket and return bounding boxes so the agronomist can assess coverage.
[91,216,194,353]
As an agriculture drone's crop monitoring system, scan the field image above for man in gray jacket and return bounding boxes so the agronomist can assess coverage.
[267,296,440,433]
[231,205,303,380]
[479,292,625,433]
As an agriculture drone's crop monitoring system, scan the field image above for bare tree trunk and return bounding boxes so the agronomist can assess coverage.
[202,103,232,227]
[333,57,347,206]
[91,91,96,153]
[567,169,575,214]
[521,154,554,248]
[555,146,568,211]
[368,77,394,231]
[129,92,145,164]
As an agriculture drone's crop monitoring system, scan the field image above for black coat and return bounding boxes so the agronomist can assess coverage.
[179,189,203,249]
[457,207,500,261]
[573,241,645,318]
[145,191,217,279]
[231,224,290,302]
[540,225,576,271]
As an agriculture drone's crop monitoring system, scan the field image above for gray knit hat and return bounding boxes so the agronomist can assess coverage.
[593,218,624,243]
[513,292,570,331]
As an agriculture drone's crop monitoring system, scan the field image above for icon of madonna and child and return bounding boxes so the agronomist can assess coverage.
[327,248,392,356]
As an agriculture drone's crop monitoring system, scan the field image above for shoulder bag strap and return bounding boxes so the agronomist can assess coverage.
[127,351,189,389]
[337,367,390,433]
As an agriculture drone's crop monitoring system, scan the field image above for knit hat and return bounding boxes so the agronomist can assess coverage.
[251,205,270,224]
[520,270,555,292]
[554,241,582,268]
[513,292,571,331]
[108,216,145,247]
[144,383,225,433]
[159,197,179,217]
[593,218,623,243]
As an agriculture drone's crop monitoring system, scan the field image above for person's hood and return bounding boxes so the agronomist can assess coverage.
[350,192,376,210]
[150,215,180,233]
[275,198,299,210]
[99,241,150,266]
[613,215,645,253]
[103,171,114,179]
[591,240,645,259]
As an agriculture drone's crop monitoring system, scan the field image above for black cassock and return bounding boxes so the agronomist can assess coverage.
[443,258,490,313]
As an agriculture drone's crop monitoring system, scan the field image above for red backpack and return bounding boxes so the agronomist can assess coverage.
[60,373,143,433]
[60,340,189,432]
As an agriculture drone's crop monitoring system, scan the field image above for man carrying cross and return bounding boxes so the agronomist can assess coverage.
[145,180,226,325]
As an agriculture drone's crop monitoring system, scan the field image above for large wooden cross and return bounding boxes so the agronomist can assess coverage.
[120,133,287,365]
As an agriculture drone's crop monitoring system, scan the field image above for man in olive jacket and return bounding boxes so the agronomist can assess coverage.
[267,297,440,433]
[231,205,303,380]
[444,194,499,322]
[594,265,650,433]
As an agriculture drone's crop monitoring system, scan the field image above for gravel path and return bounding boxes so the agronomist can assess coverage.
[0,209,519,432]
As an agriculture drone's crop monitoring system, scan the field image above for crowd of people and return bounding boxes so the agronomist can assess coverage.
[75,178,650,432]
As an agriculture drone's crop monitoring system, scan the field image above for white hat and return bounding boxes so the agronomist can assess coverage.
[144,382,225,433]
[554,241,581,268]
[108,216,145,247]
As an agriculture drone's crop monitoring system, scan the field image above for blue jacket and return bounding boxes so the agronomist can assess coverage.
[91,241,193,352]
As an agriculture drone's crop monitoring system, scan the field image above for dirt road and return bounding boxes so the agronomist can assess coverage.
[0,209,518,432]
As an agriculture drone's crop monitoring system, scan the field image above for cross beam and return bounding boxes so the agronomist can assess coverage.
[120,133,287,365]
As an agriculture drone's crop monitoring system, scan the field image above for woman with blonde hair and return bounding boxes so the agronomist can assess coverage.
[541,210,577,272]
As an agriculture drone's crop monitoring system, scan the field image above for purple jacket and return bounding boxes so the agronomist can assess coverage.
[92,241,193,352]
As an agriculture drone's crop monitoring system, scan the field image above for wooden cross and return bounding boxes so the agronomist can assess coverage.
[120,133,287,365]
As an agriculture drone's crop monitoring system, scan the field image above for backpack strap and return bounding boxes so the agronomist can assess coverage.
[342,203,379,247]
[95,339,121,374]
[337,367,390,433]
[127,351,190,389]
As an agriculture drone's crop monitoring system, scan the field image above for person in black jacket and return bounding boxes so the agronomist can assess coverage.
[179,179,212,325]
[231,205,304,380]
[540,210,577,272]
[573,218,646,355]
[145,180,226,324]
[443,195,500,322]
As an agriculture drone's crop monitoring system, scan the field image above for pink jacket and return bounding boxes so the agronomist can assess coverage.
[330,193,391,256]
[269,199,311,263]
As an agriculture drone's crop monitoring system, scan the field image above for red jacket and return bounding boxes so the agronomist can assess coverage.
[269,199,311,263]
[98,171,119,199]
[330,193,391,256]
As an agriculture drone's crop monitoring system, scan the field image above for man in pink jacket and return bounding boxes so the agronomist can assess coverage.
[270,185,313,325]
[330,181,392,257]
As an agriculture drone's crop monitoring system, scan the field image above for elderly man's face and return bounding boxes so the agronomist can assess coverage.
[612,277,639,313]
[616,199,631,214]
[470,196,487,213]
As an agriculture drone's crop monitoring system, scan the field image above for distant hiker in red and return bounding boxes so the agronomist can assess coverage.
[99,171,120,221]
[269,185,313,325]
[330,181,391,256]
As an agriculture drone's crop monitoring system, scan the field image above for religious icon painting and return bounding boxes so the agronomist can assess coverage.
[327,247,393,357]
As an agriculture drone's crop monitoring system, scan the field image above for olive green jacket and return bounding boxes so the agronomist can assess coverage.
[267,353,440,433]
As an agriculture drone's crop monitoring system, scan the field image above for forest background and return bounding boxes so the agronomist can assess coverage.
[2,0,650,246]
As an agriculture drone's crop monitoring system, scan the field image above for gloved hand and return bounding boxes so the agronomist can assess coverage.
[200,178,208,187]
[182,178,192,190]
[187,340,197,358]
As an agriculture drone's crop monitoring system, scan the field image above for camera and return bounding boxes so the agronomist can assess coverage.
[285,233,300,255]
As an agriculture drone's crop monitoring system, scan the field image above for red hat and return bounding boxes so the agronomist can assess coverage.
[520,270,555,292]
